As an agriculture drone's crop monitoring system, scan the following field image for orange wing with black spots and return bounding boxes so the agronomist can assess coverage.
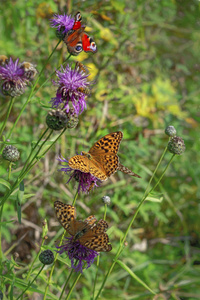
[54,201,112,252]
[68,132,123,181]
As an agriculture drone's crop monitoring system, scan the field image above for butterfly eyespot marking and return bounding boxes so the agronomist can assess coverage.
[75,12,82,22]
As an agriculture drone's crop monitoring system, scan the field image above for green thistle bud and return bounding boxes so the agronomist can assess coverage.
[167,136,185,155]
[102,196,111,205]
[39,250,54,265]
[2,145,20,162]
[165,125,176,137]
[56,27,66,40]
[66,109,79,129]
[46,109,68,130]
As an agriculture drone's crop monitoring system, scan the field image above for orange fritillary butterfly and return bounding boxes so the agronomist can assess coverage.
[54,201,112,252]
[68,131,123,181]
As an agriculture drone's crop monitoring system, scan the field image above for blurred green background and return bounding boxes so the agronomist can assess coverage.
[0,0,199,299]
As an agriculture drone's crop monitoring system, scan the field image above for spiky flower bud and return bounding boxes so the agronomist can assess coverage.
[102,196,111,205]
[167,136,185,155]
[39,250,54,265]
[165,125,176,137]
[66,109,79,129]
[2,145,20,162]
[46,109,68,130]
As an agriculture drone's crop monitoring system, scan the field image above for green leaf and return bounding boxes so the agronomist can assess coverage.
[116,260,156,295]
[0,178,11,190]
[145,196,163,202]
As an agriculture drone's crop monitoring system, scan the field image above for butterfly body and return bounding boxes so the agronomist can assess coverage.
[68,131,123,181]
[64,12,97,56]
[54,201,112,252]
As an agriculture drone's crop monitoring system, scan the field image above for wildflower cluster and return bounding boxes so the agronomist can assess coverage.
[0,57,37,97]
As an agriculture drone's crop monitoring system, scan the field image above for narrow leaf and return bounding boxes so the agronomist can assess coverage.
[116,260,156,295]
[0,178,11,190]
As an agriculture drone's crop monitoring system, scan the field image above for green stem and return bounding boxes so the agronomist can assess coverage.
[20,127,49,176]
[94,152,176,299]
[43,231,66,300]
[8,162,12,181]
[26,237,46,280]
[103,204,107,221]
[92,255,100,300]
[0,97,15,140]
[6,40,61,141]
[143,145,168,198]
[33,54,72,97]
[148,154,175,195]
[18,129,53,180]
[72,188,79,206]
[16,265,45,300]
[0,128,66,260]
[65,273,82,300]
[59,268,74,300]
[92,202,107,299]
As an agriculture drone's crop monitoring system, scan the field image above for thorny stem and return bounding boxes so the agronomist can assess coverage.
[94,153,176,299]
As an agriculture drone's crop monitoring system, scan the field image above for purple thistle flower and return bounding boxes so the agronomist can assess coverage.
[51,64,92,116]
[50,13,74,38]
[56,236,99,273]
[0,58,29,97]
[58,156,100,193]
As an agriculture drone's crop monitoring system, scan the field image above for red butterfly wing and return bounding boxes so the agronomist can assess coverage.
[72,12,82,30]
[82,33,97,53]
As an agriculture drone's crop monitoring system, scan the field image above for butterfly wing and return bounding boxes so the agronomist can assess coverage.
[68,154,108,181]
[79,219,112,252]
[54,201,78,235]
[81,33,97,53]
[89,131,123,156]
[72,12,82,30]
[88,131,123,177]
[64,28,85,56]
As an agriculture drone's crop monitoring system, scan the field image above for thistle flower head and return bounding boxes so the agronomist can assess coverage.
[56,236,98,273]
[58,156,100,193]
[0,58,30,96]
[51,64,92,116]
[50,13,74,39]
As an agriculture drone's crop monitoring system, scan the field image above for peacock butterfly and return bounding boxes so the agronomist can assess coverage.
[64,12,97,56]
